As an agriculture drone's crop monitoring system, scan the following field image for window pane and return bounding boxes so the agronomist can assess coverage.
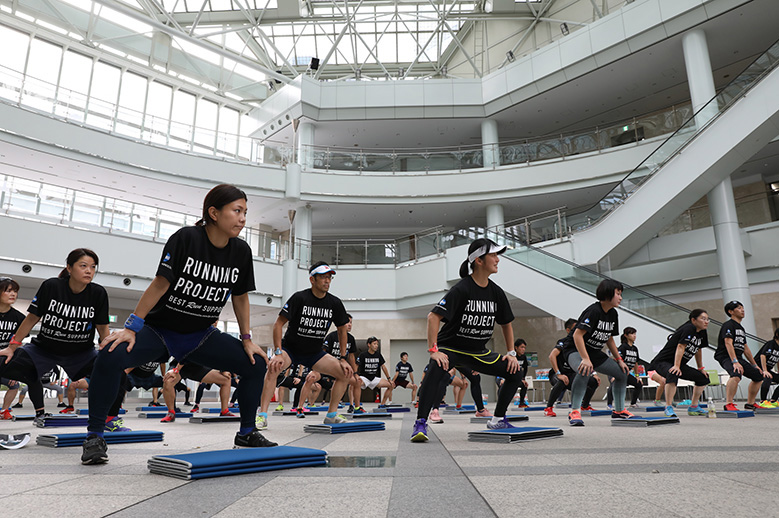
[38,184,69,220]
[0,26,30,102]
[72,191,104,226]
[217,105,239,155]
[170,89,195,148]
[145,81,172,144]
[56,50,92,122]
[104,199,132,232]
[115,71,147,138]
[87,61,121,130]
[5,177,40,214]
[23,38,62,112]
[131,204,157,237]
[194,97,217,148]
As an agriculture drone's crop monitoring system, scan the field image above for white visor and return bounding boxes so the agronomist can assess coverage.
[467,242,507,264]
[309,264,336,276]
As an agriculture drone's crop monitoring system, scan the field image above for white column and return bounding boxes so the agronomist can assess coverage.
[297,121,315,170]
[486,203,504,243]
[682,29,756,334]
[481,119,499,169]
[285,163,301,200]
[294,204,313,267]
[281,259,297,306]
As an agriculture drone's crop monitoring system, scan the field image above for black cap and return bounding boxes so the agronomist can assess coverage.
[724,300,743,315]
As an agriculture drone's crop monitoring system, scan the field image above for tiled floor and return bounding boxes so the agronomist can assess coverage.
[1,400,775,517]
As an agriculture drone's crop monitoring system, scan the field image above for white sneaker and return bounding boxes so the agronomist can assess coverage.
[323,414,347,424]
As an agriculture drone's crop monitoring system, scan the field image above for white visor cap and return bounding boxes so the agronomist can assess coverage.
[467,242,507,264]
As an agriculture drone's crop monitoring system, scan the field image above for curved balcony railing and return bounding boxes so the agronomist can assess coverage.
[0,61,690,175]
[561,38,779,234]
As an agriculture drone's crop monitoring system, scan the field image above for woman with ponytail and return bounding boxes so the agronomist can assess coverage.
[82,184,275,465]
[606,327,646,409]
[411,237,522,442]
[0,249,125,427]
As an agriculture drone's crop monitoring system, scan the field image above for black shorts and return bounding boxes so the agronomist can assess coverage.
[318,375,334,391]
[283,348,327,369]
[277,375,301,389]
[719,358,763,382]
[179,363,211,383]
[127,372,163,389]
[394,378,410,388]
[652,361,710,386]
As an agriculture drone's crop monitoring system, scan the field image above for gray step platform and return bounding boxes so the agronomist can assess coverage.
[470,415,529,424]
[189,415,241,423]
[610,416,680,426]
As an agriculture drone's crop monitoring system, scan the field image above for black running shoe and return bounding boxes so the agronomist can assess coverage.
[744,403,756,410]
[347,405,355,413]
[57,402,67,408]
[234,428,277,448]
[81,435,108,465]
[12,403,22,409]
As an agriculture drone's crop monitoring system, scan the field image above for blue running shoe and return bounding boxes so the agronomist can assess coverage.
[410,418,428,442]
[487,416,517,430]
[687,405,705,416]
[664,406,677,417]
[104,417,131,432]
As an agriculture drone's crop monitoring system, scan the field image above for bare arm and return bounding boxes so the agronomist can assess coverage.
[724,337,743,374]
[427,312,448,370]
[670,343,686,376]
[500,323,519,374]
[101,276,171,352]
[0,313,40,363]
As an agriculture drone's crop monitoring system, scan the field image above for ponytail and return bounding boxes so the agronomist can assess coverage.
[60,248,99,279]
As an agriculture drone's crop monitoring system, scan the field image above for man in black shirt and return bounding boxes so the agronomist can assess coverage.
[714,301,763,411]
[323,314,361,412]
[262,262,353,426]
[0,277,25,420]
[392,352,418,403]
[755,329,779,405]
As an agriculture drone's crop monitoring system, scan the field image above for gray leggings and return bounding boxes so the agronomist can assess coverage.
[568,353,627,412]
[21,382,65,396]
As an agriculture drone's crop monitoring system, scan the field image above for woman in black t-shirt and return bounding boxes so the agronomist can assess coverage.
[0,277,25,418]
[82,184,276,466]
[411,238,523,443]
[649,308,711,417]
[561,279,631,426]
[606,327,645,409]
[0,250,124,425]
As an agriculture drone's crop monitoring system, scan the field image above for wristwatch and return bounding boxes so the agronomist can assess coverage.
[506,350,517,357]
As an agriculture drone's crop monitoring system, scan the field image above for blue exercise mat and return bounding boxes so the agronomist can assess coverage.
[581,409,611,416]
[517,406,547,411]
[36,416,89,428]
[350,412,393,420]
[445,404,475,411]
[189,415,241,423]
[76,409,126,415]
[135,406,168,411]
[468,426,563,442]
[148,445,327,480]
[303,422,385,434]
[644,406,665,412]
[470,414,529,423]
[611,416,680,426]
[371,407,409,413]
[718,410,754,418]
[138,412,193,418]
[206,407,240,413]
[37,430,164,447]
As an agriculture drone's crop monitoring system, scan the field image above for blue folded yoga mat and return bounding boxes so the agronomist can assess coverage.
[76,409,126,415]
[470,414,529,423]
[468,426,563,442]
[371,407,409,413]
[36,416,89,428]
[718,410,754,418]
[518,406,547,412]
[611,416,680,426]
[446,404,475,411]
[135,406,168,411]
[303,422,385,434]
[189,415,241,423]
[581,409,611,416]
[206,407,240,413]
[350,412,392,419]
[148,445,327,480]
[37,431,164,447]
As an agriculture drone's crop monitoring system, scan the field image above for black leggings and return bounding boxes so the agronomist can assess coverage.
[88,326,266,433]
[0,349,124,416]
[760,371,779,401]
[457,368,485,411]
[546,372,598,408]
[417,349,521,420]
[607,373,642,406]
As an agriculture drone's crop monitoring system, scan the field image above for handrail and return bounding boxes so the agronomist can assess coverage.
[560,38,779,235]
[0,59,690,174]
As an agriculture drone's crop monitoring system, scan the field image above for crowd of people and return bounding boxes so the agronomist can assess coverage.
[1,183,778,464]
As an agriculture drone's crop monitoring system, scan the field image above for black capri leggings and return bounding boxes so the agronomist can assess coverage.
[457,368,486,411]
[88,326,266,434]
[760,371,779,401]
[607,373,643,406]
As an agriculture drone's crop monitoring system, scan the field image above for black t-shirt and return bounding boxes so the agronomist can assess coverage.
[715,319,747,362]
[40,368,58,384]
[517,353,528,379]
[553,338,574,374]
[0,306,25,348]
[323,331,356,360]
[756,340,779,370]
[395,361,413,380]
[357,350,385,380]
[652,322,708,366]
[562,302,619,355]
[618,342,640,369]
[133,361,161,378]
[28,277,109,354]
[146,226,255,333]
[280,289,348,355]
[431,276,514,353]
